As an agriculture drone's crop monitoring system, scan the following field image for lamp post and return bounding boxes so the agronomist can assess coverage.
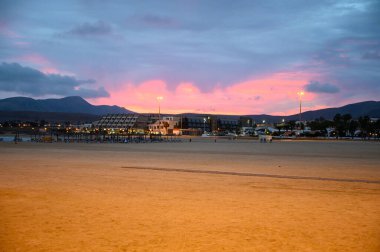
[157,96,163,121]
[156,96,163,135]
[203,117,206,134]
[297,91,304,126]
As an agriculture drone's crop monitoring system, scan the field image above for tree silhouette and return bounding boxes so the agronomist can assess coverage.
[163,121,170,135]
[333,114,345,138]
[348,120,359,138]
[358,116,370,139]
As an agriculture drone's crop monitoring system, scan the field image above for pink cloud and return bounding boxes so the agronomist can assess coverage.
[89,71,331,115]
[15,53,51,65]
[41,67,61,74]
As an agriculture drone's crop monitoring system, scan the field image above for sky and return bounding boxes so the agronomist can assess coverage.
[0,0,379,115]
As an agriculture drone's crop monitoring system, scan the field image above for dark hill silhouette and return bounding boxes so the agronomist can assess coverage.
[0,96,379,123]
[0,110,101,123]
[282,101,380,121]
[0,96,133,115]
[182,101,380,122]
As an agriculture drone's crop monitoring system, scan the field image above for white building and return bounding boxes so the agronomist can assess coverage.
[149,116,180,135]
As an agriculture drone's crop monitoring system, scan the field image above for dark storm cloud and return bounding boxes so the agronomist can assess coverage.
[66,20,112,36]
[0,62,109,98]
[305,81,340,94]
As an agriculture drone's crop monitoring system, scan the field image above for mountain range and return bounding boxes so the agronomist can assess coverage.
[0,96,132,115]
[0,96,379,123]
[181,101,380,122]
[282,101,380,121]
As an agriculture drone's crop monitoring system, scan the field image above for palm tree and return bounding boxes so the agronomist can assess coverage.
[348,120,359,138]
[374,119,380,140]
[163,121,170,135]
[288,120,296,131]
[274,123,283,135]
[358,116,370,139]
[342,114,352,136]
[333,114,345,138]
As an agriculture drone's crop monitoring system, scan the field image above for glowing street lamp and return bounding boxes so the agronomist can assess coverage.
[297,91,304,125]
[203,117,207,133]
[157,96,163,121]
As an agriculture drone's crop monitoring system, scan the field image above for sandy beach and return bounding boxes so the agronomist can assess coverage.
[1,139,379,251]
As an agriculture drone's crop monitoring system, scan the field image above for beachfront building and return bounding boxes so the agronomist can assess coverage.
[180,115,241,135]
[94,113,252,136]
[180,115,213,134]
[239,116,254,136]
[217,117,239,132]
[93,114,151,133]
[148,116,180,135]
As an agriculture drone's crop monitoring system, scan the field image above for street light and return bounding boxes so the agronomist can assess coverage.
[297,91,304,125]
[157,96,163,121]
[203,117,206,133]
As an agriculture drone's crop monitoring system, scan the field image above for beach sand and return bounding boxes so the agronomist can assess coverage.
[1,139,380,251]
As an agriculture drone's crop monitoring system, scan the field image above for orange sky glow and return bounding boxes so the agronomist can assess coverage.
[90,71,328,115]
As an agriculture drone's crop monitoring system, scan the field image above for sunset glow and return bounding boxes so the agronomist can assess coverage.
[89,71,324,115]
[1,3,380,252]
[0,1,379,115]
